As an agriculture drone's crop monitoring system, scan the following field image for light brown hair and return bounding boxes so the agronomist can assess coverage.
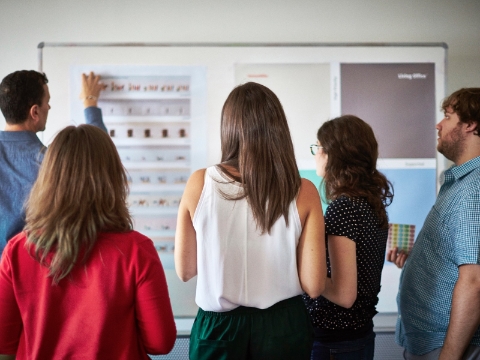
[25,125,132,283]
[218,82,301,234]
[317,115,393,228]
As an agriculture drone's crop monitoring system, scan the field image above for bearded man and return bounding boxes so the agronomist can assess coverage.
[389,88,480,360]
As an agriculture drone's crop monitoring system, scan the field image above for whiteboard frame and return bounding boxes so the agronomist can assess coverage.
[37,41,449,177]
[37,42,448,326]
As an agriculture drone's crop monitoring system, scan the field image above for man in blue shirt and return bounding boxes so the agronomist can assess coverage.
[389,88,480,360]
[0,70,106,255]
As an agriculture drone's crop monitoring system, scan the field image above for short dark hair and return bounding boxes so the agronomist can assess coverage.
[442,88,480,136]
[0,70,49,124]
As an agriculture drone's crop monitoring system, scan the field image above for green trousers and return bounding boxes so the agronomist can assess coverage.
[189,295,314,360]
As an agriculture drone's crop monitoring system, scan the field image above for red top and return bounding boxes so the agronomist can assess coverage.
[0,231,176,359]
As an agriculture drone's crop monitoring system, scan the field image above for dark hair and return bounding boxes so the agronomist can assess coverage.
[0,70,49,124]
[442,88,480,136]
[219,82,301,234]
[317,115,393,228]
[25,125,132,283]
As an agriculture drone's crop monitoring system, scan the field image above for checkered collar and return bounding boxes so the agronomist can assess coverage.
[441,155,480,185]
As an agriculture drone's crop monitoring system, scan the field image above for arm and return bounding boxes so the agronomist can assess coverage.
[0,251,21,357]
[174,169,205,282]
[296,179,326,298]
[321,235,357,308]
[438,264,480,360]
[439,189,480,359]
[386,247,408,268]
[80,72,108,133]
[135,239,176,355]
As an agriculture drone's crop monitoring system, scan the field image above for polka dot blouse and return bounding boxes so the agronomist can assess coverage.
[303,196,388,340]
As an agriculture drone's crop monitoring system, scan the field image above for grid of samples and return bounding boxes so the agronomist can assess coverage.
[387,223,416,254]
[99,75,192,255]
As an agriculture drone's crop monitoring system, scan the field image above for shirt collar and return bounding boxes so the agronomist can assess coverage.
[0,130,42,143]
[442,155,480,184]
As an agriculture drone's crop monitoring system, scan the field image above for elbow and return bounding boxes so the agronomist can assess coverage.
[305,289,323,299]
[147,344,175,356]
[178,274,193,282]
[303,282,326,299]
[301,273,327,299]
[335,294,357,309]
[176,268,196,282]
[146,338,176,356]
[145,324,177,355]
[174,256,197,282]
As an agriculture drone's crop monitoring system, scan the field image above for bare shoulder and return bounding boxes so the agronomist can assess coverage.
[297,178,321,203]
[296,178,322,222]
[187,168,207,187]
[185,168,207,195]
[181,168,207,212]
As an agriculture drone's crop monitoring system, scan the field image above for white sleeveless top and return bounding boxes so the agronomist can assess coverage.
[193,166,303,312]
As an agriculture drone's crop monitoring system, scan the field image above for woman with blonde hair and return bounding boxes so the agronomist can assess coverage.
[175,82,326,360]
[303,115,393,359]
[0,124,176,359]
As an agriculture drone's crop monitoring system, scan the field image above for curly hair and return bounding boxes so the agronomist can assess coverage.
[442,88,480,136]
[317,115,393,228]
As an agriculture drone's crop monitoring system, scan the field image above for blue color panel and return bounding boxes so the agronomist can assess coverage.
[300,167,437,267]
[381,168,436,237]
[299,169,328,213]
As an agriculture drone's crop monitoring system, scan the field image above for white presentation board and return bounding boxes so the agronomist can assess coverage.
[39,43,447,319]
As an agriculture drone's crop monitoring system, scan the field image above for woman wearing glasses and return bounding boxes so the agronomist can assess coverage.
[304,115,393,360]
[175,82,326,360]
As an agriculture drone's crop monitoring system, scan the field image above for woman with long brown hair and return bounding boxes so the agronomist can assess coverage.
[175,82,326,360]
[303,115,393,359]
[0,124,176,359]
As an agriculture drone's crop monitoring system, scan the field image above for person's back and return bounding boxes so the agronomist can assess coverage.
[0,132,44,253]
[389,88,480,360]
[175,82,326,360]
[0,70,107,255]
[0,125,176,359]
[194,166,303,311]
[1,231,174,359]
[303,115,393,360]
[0,70,49,254]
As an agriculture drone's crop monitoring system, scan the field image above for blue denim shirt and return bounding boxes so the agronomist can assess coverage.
[396,156,480,355]
[0,107,106,255]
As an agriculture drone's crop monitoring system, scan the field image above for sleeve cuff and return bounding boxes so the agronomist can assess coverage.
[84,107,108,133]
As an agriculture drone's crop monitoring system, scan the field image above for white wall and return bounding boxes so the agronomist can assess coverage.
[0,0,479,104]
[0,0,478,320]
[0,0,479,133]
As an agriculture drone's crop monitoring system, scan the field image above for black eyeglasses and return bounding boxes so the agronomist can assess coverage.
[310,144,323,156]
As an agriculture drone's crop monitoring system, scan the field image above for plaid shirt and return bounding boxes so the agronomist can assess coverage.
[396,155,480,355]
